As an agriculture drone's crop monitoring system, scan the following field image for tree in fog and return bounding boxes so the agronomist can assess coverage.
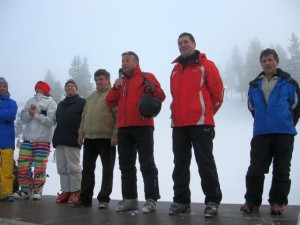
[68,56,94,98]
[224,45,244,99]
[287,33,300,82]
[242,39,263,100]
[273,44,289,69]
[44,69,64,103]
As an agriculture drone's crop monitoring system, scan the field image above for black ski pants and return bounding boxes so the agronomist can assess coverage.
[172,125,222,204]
[245,134,294,206]
[118,126,160,201]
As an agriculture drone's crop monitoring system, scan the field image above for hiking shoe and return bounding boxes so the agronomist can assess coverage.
[12,190,29,200]
[240,202,260,214]
[67,191,80,204]
[1,195,15,202]
[56,192,70,203]
[142,199,156,214]
[115,199,138,213]
[98,201,109,209]
[33,192,41,200]
[70,200,92,208]
[270,204,284,215]
[168,202,191,215]
[204,202,218,218]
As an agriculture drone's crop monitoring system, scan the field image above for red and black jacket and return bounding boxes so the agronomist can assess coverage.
[170,51,224,127]
[106,66,165,128]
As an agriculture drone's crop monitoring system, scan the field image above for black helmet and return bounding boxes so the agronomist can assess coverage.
[138,94,162,118]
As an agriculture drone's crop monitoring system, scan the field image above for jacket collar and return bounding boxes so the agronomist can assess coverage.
[172,50,202,64]
[124,66,142,79]
[63,94,79,103]
[0,93,10,99]
[97,85,111,93]
[249,68,291,87]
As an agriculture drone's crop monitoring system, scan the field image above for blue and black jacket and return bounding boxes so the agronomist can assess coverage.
[0,93,18,149]
[248,68,300,136]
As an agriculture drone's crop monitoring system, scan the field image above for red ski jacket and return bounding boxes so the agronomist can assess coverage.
[170,52,224,127]
[106,66,165,128]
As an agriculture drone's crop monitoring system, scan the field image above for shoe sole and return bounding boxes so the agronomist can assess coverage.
[115,208,139,214]
[168,208,191,215]
[142,208,156,214]
[240,207,259,214]
[204,213,217,218]
[70,203,92,208]
[271,211,283,215]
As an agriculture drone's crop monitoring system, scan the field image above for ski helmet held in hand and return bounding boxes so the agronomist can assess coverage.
[138,94,162,118]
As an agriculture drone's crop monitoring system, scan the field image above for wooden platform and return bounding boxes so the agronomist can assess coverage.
[0,196,299,225]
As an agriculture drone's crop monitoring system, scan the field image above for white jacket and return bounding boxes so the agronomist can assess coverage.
[21,93,57,142]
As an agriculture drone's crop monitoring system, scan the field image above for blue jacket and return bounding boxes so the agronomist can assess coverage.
[0,94,18,148]
[248,69,299,136]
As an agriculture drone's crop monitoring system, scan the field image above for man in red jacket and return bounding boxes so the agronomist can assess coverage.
[106,51,165,214]
[168,32,224,218]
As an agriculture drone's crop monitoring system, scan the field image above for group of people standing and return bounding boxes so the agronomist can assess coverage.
[0,32,299,219]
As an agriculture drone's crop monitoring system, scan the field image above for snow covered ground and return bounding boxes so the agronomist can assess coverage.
[16,95,300,205]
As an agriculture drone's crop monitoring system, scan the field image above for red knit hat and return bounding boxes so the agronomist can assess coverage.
[35,81,51,94]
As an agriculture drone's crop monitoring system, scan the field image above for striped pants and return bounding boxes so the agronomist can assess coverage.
[18,142,50,193]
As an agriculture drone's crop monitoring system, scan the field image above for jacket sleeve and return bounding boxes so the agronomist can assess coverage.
[78,104,87,137]
[146,74,166,102]
[0,100,18,122]
[290,79,300,125]
[20,98,34,123]
[106,88,120,108]
[205,60,224,114]
[247,88,255,118]
[110,107,118,136]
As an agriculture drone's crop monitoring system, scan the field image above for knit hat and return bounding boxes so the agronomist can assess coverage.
[65,79,78,89]
[0,77,8,87]
[35,81,51,94]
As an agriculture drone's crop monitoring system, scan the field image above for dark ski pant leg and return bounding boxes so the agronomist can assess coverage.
[97,139,116,202]
[80,139,98,203]
[135,127,160,200]
[118,128,138,199]
[245,135,273,205]
[190,125,222,204]
[172,127,192,204]
[268,134,294,205]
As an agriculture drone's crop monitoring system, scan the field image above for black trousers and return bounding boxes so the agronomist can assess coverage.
[118,126,160,200]
[245,134,294,206]
[172,125,222,204]
[80,138,116,203]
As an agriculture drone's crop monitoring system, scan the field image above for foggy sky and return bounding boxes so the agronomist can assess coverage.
[1,0,300,103]
[2,0,300,204]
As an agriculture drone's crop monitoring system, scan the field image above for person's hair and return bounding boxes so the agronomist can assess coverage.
[94,69,110,81]
[260,48,279,63]
[178,32,196,43]
[121,51,139,64]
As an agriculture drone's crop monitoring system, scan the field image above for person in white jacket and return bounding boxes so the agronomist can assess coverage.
[13,81,57,200]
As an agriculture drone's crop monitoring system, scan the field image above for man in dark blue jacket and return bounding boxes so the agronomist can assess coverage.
[240,49,300,215]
